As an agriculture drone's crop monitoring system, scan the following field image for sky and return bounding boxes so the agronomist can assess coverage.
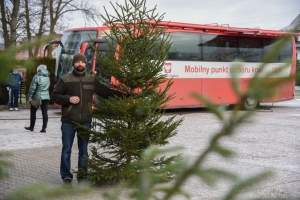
[69,0,300,31]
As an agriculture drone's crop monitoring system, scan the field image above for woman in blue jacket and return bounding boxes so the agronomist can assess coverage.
[25,64,50,133]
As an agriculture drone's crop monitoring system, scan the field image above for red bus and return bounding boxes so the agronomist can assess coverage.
[47,21,299,109]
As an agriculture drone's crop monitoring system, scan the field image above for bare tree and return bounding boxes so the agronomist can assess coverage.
[0,0,20,48]
[23,0,33,57]
[0,0,9,48]
[10,0,20,47]
[48,0,102,35]
[22,0,48,57]
[0,0,102,57]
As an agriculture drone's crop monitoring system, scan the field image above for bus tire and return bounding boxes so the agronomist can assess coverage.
[243,96,259,110]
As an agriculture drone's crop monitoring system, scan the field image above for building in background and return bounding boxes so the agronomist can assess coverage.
[15,34,62,59]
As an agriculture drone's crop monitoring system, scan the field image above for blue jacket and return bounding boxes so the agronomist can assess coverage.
[6,71,23,89]
[28,69,50,100]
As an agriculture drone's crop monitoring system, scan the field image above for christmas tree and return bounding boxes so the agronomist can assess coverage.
[83,0,183,185]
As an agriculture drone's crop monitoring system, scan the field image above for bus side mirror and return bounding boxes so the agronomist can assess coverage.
[97,42,110,52]
[43,44,49,57]
[43,40,63,57]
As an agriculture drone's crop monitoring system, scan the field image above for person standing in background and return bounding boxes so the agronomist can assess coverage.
[6,66,23,111]
[25,64,50,133]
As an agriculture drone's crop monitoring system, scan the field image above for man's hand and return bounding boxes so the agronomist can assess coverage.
[70,96,80,104]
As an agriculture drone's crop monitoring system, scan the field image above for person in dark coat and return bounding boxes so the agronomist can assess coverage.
[6,67,23,111]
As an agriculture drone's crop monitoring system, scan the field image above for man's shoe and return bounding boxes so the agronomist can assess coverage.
[14,108,19,111]
[9,108,13,111]
[40,129,46,133]
[24,127,34,131]
[63,178,72,188]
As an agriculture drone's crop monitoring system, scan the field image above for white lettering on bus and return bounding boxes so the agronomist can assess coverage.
[185,65,210,74]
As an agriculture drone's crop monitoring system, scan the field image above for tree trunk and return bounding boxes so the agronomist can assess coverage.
[0,0,11,48]
[24,0,33,57]
[33,0,47,57]
[10,0,20,48]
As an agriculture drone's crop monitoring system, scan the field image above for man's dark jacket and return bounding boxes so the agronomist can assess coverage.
[51,70,123,123]
[6,71,23,89]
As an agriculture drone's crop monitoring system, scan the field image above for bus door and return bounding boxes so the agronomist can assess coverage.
[177,78,202,108]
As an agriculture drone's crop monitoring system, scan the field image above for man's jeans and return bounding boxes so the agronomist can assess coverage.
[8,88,19,108]
[60,122,91,180]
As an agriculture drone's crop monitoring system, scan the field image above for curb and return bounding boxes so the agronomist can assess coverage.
[0,104,59,110]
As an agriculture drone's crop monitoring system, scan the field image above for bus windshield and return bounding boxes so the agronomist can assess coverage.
[55,30,98,83]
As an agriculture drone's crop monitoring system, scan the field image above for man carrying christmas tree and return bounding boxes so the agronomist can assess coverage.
[51,53,126,186]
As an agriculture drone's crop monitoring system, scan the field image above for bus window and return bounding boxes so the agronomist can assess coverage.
[238,37,262,62]
[95,54,111,82]
[55,30,97,83]
[84,46,94,73]
[94,40,117,82]
[263,38,293,62]
[167,32,201,61]
[203,35,238,61]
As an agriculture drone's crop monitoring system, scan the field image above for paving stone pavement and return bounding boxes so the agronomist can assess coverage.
[0,146,113,199]
[0,107,110,199]
[0,105,132,200]
[1,146,64,195]
[0,100,300,199]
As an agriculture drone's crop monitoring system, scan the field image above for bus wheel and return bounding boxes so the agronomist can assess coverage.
[243,96,259,110]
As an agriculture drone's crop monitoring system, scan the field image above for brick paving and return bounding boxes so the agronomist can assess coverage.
[0,100,300,199]
[1,146,78,196]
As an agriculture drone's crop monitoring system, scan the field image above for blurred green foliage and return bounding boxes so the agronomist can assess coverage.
[81,0,183,186]
[0,1,299,199]
[0,36,92,199]
[102,45,295,200]
[0,36,53,105]
[0,57,56,105]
